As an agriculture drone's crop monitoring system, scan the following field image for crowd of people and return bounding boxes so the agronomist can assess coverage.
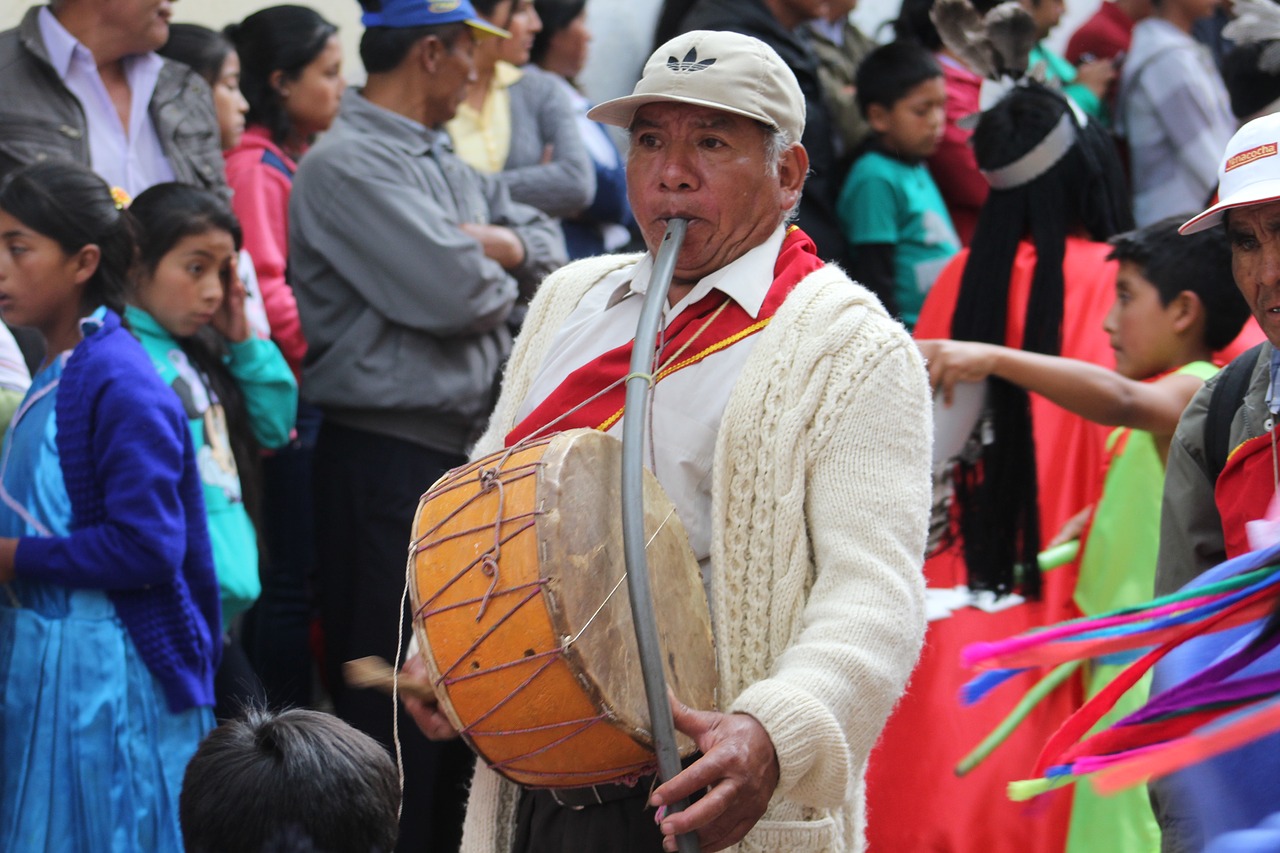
[2,0,1280,851]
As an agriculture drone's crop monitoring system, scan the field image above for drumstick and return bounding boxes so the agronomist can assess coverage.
[343,656,437,703]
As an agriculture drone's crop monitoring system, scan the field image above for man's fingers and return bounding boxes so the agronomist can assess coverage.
[650,752,721,808]
[690,814,758,853]
[662,806,757,853]
[402,695,459,741]
[656,774,735,835]
[669,693,715,741]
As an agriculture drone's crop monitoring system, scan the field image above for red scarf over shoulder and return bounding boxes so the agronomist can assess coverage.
[505,227,823,447]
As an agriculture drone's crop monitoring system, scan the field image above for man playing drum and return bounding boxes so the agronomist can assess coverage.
[406,29,932,853]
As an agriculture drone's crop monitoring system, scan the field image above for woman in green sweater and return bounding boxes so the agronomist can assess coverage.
[126,183,297,718]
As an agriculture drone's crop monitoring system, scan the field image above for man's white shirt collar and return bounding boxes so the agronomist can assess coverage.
[604,225,787,321]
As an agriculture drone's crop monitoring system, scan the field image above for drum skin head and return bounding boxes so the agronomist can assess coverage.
[409,429,716,789]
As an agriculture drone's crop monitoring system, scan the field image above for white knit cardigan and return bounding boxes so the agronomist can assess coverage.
[459,253,932,852]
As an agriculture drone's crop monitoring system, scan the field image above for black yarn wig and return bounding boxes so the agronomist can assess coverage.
[948,82,1133,598]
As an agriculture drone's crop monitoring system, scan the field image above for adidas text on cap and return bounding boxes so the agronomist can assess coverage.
[587,30,806,143]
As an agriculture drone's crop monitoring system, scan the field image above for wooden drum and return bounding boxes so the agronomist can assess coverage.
[408,428,717,789]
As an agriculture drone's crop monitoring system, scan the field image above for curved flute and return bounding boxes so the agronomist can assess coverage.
[620,218,700,853]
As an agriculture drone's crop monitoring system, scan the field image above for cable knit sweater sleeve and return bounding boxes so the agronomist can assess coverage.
[714,270,930,814]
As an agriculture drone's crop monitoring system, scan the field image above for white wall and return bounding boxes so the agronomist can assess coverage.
[0,0,369,83]
[1,0,1098,100]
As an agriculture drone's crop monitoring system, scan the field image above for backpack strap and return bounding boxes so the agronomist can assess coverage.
[1206,343,1265,483]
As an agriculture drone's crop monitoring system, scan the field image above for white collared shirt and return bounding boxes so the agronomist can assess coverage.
[516,226,786,569]
[38,7,174,196]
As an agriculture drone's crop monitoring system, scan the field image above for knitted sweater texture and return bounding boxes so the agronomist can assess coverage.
[14,310,221,712]
[459,254,932,852]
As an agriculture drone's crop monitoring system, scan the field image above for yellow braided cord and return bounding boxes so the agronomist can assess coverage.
[594,317,773,431]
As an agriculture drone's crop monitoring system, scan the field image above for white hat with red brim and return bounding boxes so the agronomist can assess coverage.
[1182,113,1280,235]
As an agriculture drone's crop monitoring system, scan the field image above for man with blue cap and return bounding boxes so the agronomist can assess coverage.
[289,1,566,849]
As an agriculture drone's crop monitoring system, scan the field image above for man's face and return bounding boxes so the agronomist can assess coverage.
[781,0,833,23]
[430,30,478,126]
[626,103,803,286]
[1228,200,1280,347]
[1171,0,1220,24]
[102,0,173,54]
[1021,0,1065,39]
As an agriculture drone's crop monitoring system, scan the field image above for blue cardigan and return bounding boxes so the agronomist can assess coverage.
[14,309,221,712]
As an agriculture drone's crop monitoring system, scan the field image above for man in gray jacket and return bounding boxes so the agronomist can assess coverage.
[288,1,565,850]
[0,0,226,372]
[0,1,226,196]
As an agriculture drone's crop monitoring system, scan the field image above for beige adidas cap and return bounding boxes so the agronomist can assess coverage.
[587,30,806,142]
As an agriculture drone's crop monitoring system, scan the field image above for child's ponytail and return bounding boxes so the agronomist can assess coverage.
[0,162,137,318]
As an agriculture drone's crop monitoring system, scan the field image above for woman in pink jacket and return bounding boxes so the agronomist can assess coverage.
[224,5,344,381]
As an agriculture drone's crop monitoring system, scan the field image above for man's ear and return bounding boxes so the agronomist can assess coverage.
[417,34,444,73]
[777,143,809,213]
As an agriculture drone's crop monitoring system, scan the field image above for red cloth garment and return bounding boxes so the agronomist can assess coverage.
[504,227,825,446]
[224,126,306,382]
[1065,1,1136,64]
[928,56,988,247]
[867,238,1262,852]
[1214,431,1276,561]
[865,238,1119,853]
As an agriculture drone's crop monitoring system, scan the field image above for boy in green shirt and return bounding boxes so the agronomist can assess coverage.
[837,40,959,329]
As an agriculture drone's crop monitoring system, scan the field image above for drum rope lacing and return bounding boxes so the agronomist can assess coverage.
[395,445,688,787]
[395,440,677,786]
[389,267,724,803]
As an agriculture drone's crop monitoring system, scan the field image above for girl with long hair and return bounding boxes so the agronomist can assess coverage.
[125,183,296,719]
[0,160,222,850]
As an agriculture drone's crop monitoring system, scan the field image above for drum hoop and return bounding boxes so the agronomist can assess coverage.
[407,430,715,780]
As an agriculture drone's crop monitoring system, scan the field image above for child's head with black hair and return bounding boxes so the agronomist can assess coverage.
[161,23,236,84]
[181,708,400,853]
[128,184,240,345]
[855,41,947,160]
[1103,216,1248,378]
[0,161,135,342]
[158,24,249,151]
